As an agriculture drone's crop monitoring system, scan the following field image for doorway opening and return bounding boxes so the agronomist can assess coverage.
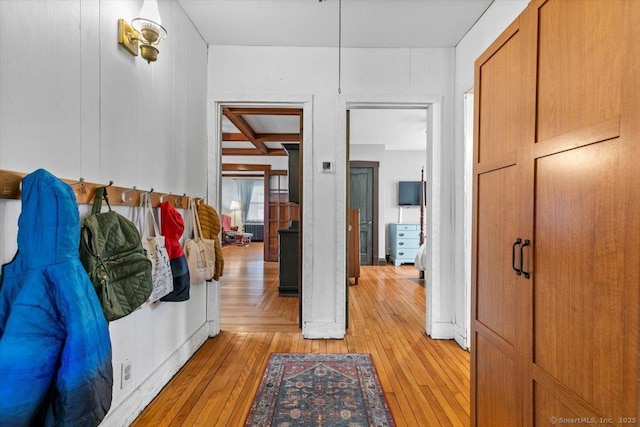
[208,97,312,334]
[339,95,440,336]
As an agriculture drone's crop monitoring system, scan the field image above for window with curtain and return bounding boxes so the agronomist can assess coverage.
[246,180,264,222]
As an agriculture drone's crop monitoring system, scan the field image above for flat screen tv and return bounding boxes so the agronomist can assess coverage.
[398,181,425,206]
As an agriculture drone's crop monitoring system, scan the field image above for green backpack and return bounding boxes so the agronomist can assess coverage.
[79,187,152,321]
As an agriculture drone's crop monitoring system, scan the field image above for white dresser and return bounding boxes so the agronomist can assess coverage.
[389,223,420,266]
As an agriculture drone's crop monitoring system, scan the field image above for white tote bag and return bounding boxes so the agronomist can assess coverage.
[138,193,174,302]
[184,198,216,284]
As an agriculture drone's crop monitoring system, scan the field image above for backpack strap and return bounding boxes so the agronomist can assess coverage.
[91,187,112,214]
[91,187,104,214]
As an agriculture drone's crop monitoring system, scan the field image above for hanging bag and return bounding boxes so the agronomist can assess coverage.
[79,187,153,321]
[137,193,173,302]
[159,201,190,301]
[184,198,216,283]
[197,201,225,280]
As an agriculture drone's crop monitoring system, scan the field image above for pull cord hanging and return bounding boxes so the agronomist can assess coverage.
[338,0,342,94]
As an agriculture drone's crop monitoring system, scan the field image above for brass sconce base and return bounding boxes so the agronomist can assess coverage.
[140,45,159,63]
[118,19,138,57]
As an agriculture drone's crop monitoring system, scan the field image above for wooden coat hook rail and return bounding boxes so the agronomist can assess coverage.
[0,169,194,209]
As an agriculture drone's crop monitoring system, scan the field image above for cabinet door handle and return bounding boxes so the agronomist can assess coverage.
[399,233,405,237]
[520,239,531,279]
[512,238,522,275]
[399,242,404,246]
[399,252,404,256]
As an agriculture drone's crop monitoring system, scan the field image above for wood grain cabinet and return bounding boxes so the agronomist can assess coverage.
[471,1,640,425]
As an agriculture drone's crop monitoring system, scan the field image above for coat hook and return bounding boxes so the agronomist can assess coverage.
[140,188,154,197]
[174,193,186,207]
[70,177,86,195]
[160,192,171,202]
[106,180,114,187]
[121,186,137,202]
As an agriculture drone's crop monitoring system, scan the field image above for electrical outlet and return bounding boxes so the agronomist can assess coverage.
[121,358,133,389]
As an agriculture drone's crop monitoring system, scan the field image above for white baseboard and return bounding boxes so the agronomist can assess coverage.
[427,321,455,340]
[99,323,209,427]
[454,324,469,350]
[302,322,345,339]
[207,281,221,337]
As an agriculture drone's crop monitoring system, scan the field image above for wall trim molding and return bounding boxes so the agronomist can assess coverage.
[101,323,209,426]
[207,280,221,337]
[303,322,346,339]
[454,324,469,350]
[428,321,455,340]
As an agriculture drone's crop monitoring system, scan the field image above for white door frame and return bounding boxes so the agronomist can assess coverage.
[337,94,449,339]
[206,94,313,337]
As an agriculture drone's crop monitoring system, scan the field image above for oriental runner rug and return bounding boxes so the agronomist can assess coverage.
[245,353,395,427]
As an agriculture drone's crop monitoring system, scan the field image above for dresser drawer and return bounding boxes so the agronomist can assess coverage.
[391,248,419,263]
[394,224,419,231]
[394,229,420,239]
[395,238,420,249]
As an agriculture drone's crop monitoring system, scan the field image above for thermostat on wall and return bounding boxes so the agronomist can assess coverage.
[320,160,334,173]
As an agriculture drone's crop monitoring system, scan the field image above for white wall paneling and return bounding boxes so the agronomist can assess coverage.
[0,0,209,424]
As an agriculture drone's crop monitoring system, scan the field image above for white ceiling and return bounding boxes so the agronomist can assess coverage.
[178,0,493,48]
[197,0,489,154]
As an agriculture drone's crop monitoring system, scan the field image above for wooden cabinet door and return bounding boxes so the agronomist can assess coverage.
[471,11,535,426]
[264,172,299,262]
[474,1,640,426]
[524,0,640,423]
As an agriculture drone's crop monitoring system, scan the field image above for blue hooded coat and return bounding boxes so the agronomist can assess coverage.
[0,169,113,426]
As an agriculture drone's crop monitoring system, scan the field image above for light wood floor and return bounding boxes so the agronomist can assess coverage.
[132,242,470,426]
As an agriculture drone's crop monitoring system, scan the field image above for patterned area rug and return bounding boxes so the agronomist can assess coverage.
[245,353,395,427]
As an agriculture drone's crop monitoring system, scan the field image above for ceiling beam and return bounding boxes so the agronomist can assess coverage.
[222,173,265,178]
[257,133,300,142]
[225,107,302,116]
[222,133,250,141]
[222,108,269,154]
[222,148,287,156]
[222,163,271,172]
[222,132,300,143]
[222,169,288,178]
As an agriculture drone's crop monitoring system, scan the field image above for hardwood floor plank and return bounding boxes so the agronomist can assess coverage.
[132,243,470,426]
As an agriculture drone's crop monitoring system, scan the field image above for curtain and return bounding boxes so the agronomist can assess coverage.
[237,179,255,227]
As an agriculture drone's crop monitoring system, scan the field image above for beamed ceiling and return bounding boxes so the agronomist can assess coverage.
[222,107,302,157]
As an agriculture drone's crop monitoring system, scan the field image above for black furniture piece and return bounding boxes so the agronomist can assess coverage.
[278,220,299,296]
[282,144,299,204]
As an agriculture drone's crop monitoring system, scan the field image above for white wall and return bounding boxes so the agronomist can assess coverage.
[209,46,455,338]
[453,0,530,348]
[350,145,427,260]
[0,0,209,424]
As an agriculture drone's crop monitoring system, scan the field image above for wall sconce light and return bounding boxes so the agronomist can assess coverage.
[118,0,167,63]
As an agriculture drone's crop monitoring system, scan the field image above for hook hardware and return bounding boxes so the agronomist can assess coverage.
[121,186,137,202]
